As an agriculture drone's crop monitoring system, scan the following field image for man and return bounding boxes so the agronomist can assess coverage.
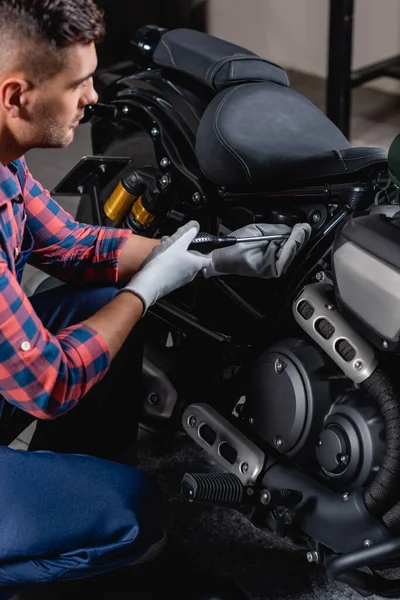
[0,1,310,598]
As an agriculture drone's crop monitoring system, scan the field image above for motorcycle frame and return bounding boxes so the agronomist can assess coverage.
[91,66,385,357]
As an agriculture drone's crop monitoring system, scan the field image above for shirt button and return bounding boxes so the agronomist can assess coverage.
[21,341,31,352]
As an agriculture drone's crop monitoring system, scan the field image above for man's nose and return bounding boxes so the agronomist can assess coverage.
[86,84,98,106]
[80,81,98,107]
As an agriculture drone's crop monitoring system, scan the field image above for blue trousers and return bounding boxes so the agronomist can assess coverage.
[0,284,163,599]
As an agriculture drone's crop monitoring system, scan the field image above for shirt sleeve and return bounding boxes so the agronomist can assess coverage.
[20,158,131,283]
[0,246,111,420]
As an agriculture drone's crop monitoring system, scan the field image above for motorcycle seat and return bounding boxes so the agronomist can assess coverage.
[153,28,289,91]
[195,82,388,190]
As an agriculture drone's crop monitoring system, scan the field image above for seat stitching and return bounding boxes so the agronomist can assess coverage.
[335,149,347,171]
[213,86,252,183]
[297,159,387,180]
[161,38,177,67]
[342,152,386,160]
[209,55,289,87]
[206,53,251,84]
[230,59,235,80]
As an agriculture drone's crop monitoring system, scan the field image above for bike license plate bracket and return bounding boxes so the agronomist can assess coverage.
[51,155,132,226]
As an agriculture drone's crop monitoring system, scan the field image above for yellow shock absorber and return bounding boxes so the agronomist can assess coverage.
[104,181,139,224]
[131,195,156,227]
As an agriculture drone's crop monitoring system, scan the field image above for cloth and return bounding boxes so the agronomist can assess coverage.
[0,158,131,420]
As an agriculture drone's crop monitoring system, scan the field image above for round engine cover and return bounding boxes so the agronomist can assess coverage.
[242,339,332,459]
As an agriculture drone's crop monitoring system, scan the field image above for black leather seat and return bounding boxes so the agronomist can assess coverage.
[153,28,289,91]
[195,82,388,189]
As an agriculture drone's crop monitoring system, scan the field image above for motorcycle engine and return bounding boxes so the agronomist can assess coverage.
[240,338,385,492]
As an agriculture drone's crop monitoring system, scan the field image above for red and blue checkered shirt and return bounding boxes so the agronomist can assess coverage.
[0,157,131,420]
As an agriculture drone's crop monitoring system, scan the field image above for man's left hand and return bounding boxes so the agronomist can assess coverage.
[203,222,312,279]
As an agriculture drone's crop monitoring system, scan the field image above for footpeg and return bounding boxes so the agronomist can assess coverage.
[181,472,245,505]
[181,472,303,510]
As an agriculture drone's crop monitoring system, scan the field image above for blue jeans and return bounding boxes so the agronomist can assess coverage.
[0,284,162,599]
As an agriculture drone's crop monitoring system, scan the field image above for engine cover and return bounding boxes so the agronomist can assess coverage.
[241,338,384,490]
[241,339,333,461]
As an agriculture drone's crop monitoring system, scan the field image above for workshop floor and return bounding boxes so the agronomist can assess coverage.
[9,71,400,600]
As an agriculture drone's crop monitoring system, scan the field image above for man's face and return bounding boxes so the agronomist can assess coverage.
[5,42,98,152]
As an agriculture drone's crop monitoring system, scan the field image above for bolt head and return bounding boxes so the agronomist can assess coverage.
[188,415,197,428]
[275,359,285,374]
[316,272,325,282]
[364,539,373,548]
[151,127,159,137]
[382,340,389,349]
[306,551,319,563]
[354,360,363,371]
[240,462,249,474]
[342,492,350,501]
[339,454,349,465]
[311,212,321,223]
[148,393,160,406]
[248,417,254,425]
[259,490,270,505]
[192,192,202,204]
[274,436,283,448]
[160,157,170,168]
[122,106,130,115]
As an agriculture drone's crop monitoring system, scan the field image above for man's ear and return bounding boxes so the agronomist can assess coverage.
[0,78,31,118]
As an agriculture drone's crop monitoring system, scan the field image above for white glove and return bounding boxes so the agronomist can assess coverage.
[120,221,212,313]
[203,222,311,279]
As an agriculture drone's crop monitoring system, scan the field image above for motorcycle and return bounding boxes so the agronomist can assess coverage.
[51,25,400,598]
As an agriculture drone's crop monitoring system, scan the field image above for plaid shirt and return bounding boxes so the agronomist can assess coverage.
[0,157,131,420]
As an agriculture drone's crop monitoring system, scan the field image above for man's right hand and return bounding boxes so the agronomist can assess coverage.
[119,221,212,313]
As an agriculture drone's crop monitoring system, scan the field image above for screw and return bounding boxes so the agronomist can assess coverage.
[275,359,285,374]
[148,393,160,406]
[240,462,249,474]
[364,539,373,548]
[274,436,284,449]
[342,492,350,501]
[192,192,202,204]
[122,106,130,115]
[311,212,321,224]
[188,415,197,428]
[382,340,389,349]
[246,488,254,496]
[306,551,320,564]
[160,175,169,187]
[151,127,159,137]
[316,272,326,282]
[160,157,170,168]
[354,360,363,371]
[77,185,85,194]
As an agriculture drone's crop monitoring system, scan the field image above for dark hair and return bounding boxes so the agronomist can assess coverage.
[0,0,105,79]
